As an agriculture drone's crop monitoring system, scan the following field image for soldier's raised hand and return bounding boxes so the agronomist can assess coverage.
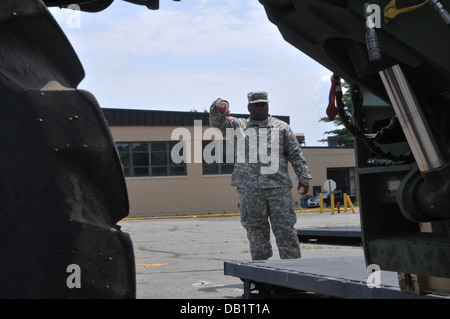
[217,100,229,116]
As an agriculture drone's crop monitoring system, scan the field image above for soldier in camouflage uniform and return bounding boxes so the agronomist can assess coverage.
[209,91,312,260]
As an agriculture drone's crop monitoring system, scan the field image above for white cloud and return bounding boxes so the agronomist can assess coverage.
[49,0,333,145]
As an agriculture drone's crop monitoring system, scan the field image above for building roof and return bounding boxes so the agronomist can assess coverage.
[102,108,290,126]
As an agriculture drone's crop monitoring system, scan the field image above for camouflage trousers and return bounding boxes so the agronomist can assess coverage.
[237,186,301,260]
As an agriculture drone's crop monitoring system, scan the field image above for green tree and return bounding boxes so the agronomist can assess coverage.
[318,81,355,147]
[189,108,209,113]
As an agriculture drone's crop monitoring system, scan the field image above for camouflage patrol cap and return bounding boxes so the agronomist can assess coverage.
[247,91,269,104]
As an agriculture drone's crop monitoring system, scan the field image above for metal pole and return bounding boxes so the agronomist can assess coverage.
[379,65,446,172]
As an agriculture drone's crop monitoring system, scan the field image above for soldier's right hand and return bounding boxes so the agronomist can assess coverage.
[217,100,229,116]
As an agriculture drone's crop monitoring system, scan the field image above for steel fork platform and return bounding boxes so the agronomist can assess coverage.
[224,256,447,299]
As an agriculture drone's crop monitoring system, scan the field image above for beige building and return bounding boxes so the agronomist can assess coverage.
[103,109,356,218]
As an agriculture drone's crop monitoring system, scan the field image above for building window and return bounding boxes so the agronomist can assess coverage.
[202,140,234,175]
[116,142,186,177]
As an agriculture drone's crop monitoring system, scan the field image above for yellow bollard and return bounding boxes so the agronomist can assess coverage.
[331,193,335,214]
[346,194,356,214]
[343,193,348,212]
[319,193,323,213]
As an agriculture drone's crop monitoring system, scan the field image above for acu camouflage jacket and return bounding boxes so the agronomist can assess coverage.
[209,98,312,189]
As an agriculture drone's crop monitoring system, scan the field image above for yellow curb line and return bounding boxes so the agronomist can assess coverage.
[122,212,241,221]
[122,208,357,221]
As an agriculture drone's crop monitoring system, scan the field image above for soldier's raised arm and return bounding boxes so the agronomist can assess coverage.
[209,98,233,136]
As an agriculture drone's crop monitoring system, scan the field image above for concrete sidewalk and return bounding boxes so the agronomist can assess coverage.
[118,210,363,299]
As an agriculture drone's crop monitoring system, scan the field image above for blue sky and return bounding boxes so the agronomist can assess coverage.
[49,0,335,146]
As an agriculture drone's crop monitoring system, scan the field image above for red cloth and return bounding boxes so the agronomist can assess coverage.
[326,75,341,120]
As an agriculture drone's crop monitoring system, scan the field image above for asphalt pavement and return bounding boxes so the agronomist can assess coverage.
[118,209,363,299]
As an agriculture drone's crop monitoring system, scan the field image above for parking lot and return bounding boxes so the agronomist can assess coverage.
[118,209,363,299]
